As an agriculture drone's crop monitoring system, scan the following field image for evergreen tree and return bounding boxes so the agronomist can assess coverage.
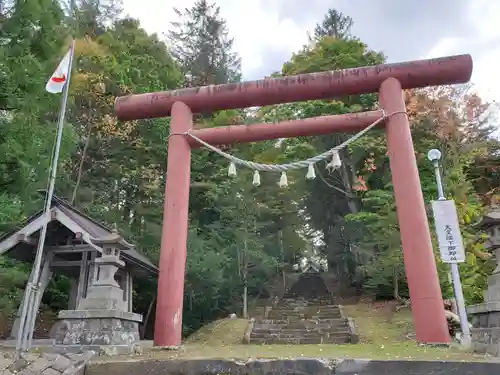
[0,0,66,110]
[72,0,123,37]
[268,34,385,282]
[168,0,241,86]
[313,9,353,40]
[0,0,72,226]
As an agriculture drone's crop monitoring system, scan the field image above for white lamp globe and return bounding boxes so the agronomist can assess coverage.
[427,149,442,162]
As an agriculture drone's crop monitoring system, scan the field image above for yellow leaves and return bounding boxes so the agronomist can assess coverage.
[72,71,105,95]
[405,87,463,139]
[74,36,109,59]
[472,246,492,261]
[94,82,106,94]
[93,114,142,143]
[464,93,489,122]
[466,251,477,266]
[464,213,471,224]
[118,84,135,95]
[98,114,127,137]
[71,37,113,100]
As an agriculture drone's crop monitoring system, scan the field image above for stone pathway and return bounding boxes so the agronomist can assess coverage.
[0,350,95,375]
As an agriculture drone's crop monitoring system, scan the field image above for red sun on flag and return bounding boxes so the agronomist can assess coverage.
[51,74,66,83]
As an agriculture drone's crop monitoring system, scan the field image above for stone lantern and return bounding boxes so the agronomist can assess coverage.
[482,206,500,252]
[51,233,143,354]
[77,233,129,311]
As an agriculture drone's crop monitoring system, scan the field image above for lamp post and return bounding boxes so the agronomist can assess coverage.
[427,149,471,347]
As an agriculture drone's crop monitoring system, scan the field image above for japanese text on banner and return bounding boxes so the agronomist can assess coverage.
[431,200,466,263]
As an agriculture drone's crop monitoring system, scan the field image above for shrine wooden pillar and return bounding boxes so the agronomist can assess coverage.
[154,102,192,346]
[379,78,450,343]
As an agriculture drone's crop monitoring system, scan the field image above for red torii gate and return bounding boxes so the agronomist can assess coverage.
[115,54,473,346]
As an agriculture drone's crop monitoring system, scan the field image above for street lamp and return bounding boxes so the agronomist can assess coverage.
[428,148,471,347]
[428,149,445,200]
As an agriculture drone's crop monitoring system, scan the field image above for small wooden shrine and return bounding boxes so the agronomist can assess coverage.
[0,193,157,345]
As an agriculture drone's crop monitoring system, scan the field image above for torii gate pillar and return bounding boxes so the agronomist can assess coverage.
[380,78,449,341]
[115,54,473,347]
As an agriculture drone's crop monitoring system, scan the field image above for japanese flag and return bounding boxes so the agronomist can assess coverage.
[45,49,72,94]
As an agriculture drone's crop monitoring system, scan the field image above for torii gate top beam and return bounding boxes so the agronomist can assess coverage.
[115,54,473,121]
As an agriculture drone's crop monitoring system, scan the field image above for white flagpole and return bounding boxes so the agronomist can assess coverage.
[15,38,76,357]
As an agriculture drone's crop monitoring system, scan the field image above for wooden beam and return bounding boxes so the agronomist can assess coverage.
[87,251,97,289]
[52,260,85,267]
[47,244,96,253]
[76,252,89,306]
[188,111,383,147]
[115,54,473,120]
[127,272,133,312]
[52,208,102,251]
[0,210,54,255]
[17,234,37,245]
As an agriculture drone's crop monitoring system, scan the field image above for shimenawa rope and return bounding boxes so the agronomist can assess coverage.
[169,110,407,187]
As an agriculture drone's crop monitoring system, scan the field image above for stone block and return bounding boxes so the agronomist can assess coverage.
[2,350,94,375]
[57,310,142,321]
[0,353,13,372]
[25,357,51,374]
[49,356,71,373]
[41,368,61,375]
[50,311,141,355]
[86,358,500,375]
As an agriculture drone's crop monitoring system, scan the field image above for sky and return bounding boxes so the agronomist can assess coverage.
[121,0,500,104]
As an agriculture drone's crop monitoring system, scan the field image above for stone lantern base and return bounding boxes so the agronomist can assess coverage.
[50,309,142,355]
[467,302,500,356]
[467,260,500,356]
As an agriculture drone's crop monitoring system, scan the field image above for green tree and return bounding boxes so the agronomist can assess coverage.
[71,0,123,37]
[0,0,76,229]
[346,86,496,303]
[168,0,241,86]
[259,32,385,282]
[313,9,353,40]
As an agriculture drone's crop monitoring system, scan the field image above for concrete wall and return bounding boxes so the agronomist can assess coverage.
[85,358,500,375]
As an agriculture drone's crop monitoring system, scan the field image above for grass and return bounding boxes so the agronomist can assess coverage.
[342,302,415,343]
[99,301,494,362]
[184,318,250,346]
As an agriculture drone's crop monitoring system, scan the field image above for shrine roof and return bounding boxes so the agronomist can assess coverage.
[0,192,158,277]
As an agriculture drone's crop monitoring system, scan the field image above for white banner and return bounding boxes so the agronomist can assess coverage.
[431,200,466,263]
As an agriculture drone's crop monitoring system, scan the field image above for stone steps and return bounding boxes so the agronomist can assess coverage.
[267,314,342,320]
[268,311,342,317]
[251,325,350,333]
[249,334,352,345]
[247,302,355,346]
[268,309,341,315]
[268,306,341,314]
[271,304,340,310]
[251,329,350,337]
[250,330,351,338]
[268,312,341,316]
[280,302,332,306]
[254,318,349,330]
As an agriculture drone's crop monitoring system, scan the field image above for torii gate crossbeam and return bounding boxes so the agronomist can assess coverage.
[115,54,473,347]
